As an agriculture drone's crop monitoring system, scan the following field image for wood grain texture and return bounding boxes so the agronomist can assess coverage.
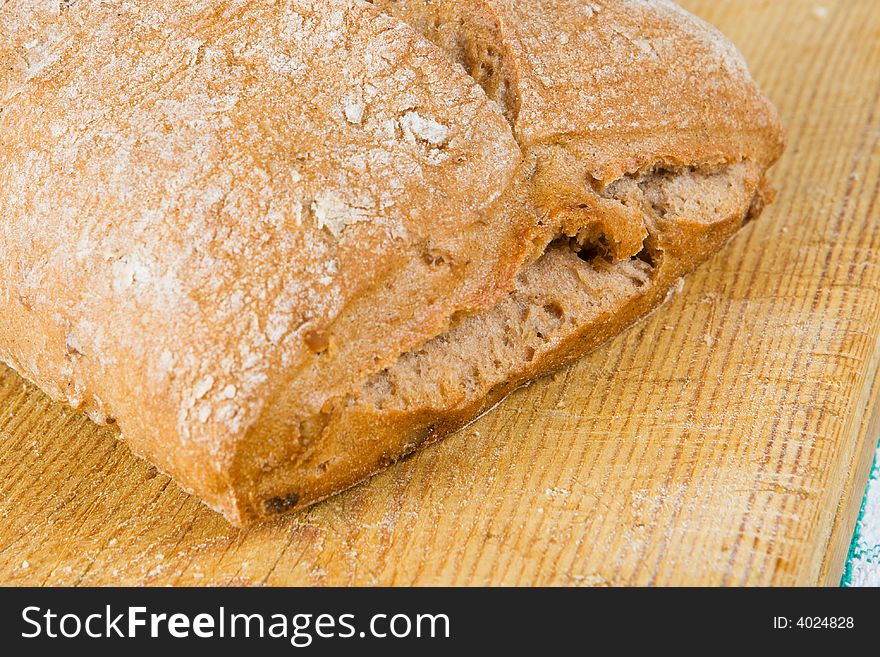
[1,0,879,586]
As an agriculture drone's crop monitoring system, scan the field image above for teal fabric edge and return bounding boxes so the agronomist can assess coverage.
[841,440,880,587]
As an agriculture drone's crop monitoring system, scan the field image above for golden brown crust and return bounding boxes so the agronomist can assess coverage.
[0,0,532,517]
[236,159,773,521]
[0,0,784,524]
[369,0,783,174]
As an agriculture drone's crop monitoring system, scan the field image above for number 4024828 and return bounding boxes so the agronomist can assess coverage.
[773,617,854,629]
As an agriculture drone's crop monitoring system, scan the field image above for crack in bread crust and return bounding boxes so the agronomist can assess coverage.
[241,160,773,521]
[367,0,520,123]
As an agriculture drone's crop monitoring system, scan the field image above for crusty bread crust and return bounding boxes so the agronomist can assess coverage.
[0,0,783,524]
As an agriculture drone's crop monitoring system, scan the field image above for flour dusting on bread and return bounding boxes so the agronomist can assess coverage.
[0,0,783,523]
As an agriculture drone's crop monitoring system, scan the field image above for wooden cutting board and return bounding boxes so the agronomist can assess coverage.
[1,0,879,587]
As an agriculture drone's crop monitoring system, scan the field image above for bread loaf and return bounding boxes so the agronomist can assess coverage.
[0,0,784,524]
